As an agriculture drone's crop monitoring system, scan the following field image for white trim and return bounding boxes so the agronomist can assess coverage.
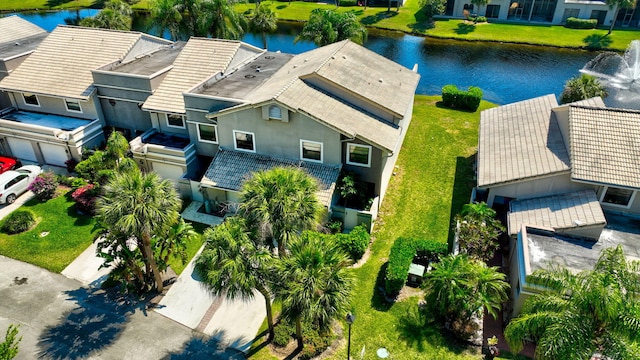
[197,123,218,144]
[599,185,636,209]
[64,99,83,113]
[22,92,40,107]
[233,130,256,153]
[166,113,186,129]
[300,139,323,163]
[346,143,371,167]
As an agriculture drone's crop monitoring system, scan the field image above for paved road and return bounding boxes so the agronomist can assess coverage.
[0,255,246,360]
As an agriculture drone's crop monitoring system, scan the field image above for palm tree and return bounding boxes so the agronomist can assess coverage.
[96,169,182,292]
[150,0,183,40]
[195,217,276,339]
[238,166,321,255]
[201,0,247,40]
[504,245,640,360]
[275,232,354,349]
[250,4,277,49]
[156,218,197,271]
[79,0,133,30]
[296,9,367,46]
[606,0,637,35]
[0,324,21,360]
[559,74,608,104]
[470,0,490,16]
[423,254,509,339]
[455,202,504,262]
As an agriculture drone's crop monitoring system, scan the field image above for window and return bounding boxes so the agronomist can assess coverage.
[268,105,282,120]
[65,99,82,113]
[22,93,39,107]
[167,114,185,129]
[346,143,371,167]
[601,186,635,207]
[486,4,500,18]
[197,124,218,144]
[562,8,579,22]
[300,140,323,163]
[234,130,255,152]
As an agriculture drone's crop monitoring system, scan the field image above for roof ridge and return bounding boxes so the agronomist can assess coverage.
[570,104,640,114]
[311,39,349,75]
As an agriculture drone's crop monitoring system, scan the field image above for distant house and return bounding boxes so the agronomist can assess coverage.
[0,25,420,229]
[477,94,640,316]
[0,16,47,109]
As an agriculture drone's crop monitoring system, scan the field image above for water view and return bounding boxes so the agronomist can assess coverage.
[9,10,602,105]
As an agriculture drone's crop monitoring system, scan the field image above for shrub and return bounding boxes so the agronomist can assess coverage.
[565,17,597,29]
[72,184,100,215]
[385,237,448,295]
[441,84,483,111]
[299,322,333,360]
[474,15,487,23]
[65,158,78,173]
[339,0,357,5]
[273,321,293,347]
[326,219,343,234]
[335,224,370,261]
[28,172,59,201]
[2,210,36,234]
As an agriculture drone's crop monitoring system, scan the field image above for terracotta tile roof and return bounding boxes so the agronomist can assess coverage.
[507,190,606,236]
[143,38,262,114]
[478,94,571,188]
[0,15,46,45]
[569,106,640,189]
[201,149,341,206]
[0,26,170,99]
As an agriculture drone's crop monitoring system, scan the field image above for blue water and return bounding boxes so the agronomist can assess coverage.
[9,10,600,105]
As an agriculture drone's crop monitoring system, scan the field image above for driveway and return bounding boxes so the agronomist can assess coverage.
[0,255,246,359]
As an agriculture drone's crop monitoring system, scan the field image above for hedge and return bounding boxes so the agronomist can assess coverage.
[385,237,448,295]
[565,17,597,29]
[335,224,370,261]
[441,84,483,111]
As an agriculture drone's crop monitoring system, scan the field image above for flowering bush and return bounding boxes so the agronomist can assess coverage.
[72,184,99,215]
[28,172,59,201]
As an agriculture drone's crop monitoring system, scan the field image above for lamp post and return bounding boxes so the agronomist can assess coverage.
[346,313,355,360]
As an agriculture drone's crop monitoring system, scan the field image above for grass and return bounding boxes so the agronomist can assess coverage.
[248,95,496,359]
[3,0,638,50]
[0,191,98,273]
[167,220,208,275]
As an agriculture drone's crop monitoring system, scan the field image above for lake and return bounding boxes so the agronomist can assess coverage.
[8,9,603,105]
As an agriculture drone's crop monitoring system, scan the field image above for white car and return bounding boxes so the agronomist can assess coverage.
[0,165,43,204]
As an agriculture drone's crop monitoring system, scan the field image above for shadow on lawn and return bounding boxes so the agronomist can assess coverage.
[447,155,476,248]
[361,10,398,26]
[370,262,393,311]
[583,33,612,50]
[455,22,476,35]
[45,0,75,8]
[407,8,435,33]
[397,305,474,354]
[37,287,148,360]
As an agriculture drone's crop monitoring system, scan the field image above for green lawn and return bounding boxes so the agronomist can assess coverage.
[0,192,98,273]
[248,95,495,359]
[167,221,208,275]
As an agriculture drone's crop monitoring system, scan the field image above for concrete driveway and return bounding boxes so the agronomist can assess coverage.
[0,255,246,360]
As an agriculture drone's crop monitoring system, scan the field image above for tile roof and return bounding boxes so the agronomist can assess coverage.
[507,190,606,236]
[0,15,46,45]
[569,106,640,189]
[478,94,571,187]
[143,38,262,114]
[201,149,341,206]
[0,26,170,99]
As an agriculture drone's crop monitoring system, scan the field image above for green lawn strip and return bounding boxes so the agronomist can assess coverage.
[0,192,97,273]
[0,0,95,11]
[167,220,207,275]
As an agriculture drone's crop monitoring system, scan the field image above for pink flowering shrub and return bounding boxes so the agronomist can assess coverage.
[28,172,59,201]
[72,184,99,215]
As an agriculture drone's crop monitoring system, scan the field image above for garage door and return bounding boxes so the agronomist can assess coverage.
[6,138,37,162]
[152,162,184,181]
[40,143,68,166]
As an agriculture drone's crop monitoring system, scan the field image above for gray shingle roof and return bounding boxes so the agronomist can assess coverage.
[508,190,606,236]
[569,106,640,189]
[478,94,571,188]
[201,149,341,206]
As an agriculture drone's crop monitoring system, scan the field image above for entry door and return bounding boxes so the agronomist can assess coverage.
[6,138,37,162]
[39,143,68,166]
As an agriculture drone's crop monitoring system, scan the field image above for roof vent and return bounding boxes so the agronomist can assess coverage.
[245,74,256,79]
[342,55,346,59]
[378,78,384,83]
[255,67,262,72]
[14,42,20,46]
[265,55,275,60]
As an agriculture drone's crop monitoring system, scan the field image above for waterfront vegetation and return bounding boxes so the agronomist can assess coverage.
[3,0,640,51]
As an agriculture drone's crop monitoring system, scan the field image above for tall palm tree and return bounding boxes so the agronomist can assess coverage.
[238,166,321,255]
[606,0,637,34]
[195,217,276,339]
[275,233,354,349]
[96,169,181,292]
[250,4,277,49]
[201,0,247,39]
[505,246,640,360]
[560,74,608,104]
[296,9,367,46]
[79,0,133,30]
[150,0,183,40]
[423,254,509,338]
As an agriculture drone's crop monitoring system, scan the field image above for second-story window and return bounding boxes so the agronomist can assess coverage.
[167,114,185,129]
[197,124,218,144]
[346,143,372,167]
[234,130,255,152]
[300,140,323,163]
[23,93,39,107]
[65,99,82,113]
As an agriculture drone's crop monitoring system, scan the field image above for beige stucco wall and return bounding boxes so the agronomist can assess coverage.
[9,91,100,120]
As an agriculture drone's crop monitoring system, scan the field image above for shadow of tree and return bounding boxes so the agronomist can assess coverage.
[45,0,75,7]
[455,23,476,35]
[583,34,613,50]
[361,10,398,26]
[447,155,476,249]
[397,305,472,355]
[407,8,435,33]
[163,331,247,359]
[37,287,147,360]
[370,262,393,311]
